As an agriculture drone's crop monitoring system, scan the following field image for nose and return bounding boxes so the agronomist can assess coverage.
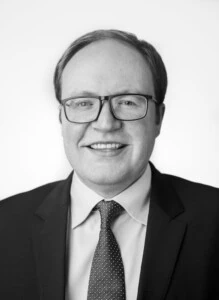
[91,100,122,131]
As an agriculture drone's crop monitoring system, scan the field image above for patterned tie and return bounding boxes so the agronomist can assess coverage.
[87,200,126,300]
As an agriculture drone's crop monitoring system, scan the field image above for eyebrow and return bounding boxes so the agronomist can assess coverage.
[66,91,98,98]
[68,89,143,97]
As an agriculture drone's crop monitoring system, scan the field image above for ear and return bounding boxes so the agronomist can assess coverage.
[155,103,165,136]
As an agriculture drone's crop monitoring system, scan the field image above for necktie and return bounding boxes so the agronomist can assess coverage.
[87,200,126,300]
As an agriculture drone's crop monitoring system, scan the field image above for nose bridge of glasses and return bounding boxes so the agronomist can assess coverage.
[96,95,116,121]
[99,95,110,102]
[98,95,112,112]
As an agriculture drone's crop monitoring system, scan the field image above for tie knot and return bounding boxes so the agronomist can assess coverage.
[95,200,124,229]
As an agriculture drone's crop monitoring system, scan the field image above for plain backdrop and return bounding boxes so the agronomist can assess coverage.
[1,0,219,199]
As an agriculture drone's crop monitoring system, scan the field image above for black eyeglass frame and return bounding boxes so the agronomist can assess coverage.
[60,93,159,124]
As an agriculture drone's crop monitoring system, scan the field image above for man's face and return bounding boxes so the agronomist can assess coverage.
[60,39,164,197]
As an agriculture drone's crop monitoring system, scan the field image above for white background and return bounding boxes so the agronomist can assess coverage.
[1,0,219,199]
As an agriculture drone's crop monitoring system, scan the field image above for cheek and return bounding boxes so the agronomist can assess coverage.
[61,123,81,151]
[130,120,157,157]
[62,124,73,146]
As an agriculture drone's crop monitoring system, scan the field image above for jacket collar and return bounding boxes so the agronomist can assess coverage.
[31,163,186,300]
[137,163,186,300]
[31,173,72,300]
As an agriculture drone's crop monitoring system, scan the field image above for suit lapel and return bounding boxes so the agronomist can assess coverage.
[31,173,72,300]
[31,165,187,300]
[137,164,187,300]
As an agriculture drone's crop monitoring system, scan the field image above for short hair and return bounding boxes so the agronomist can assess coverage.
[54,29,168,104]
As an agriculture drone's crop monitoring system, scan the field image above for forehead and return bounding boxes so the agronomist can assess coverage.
[61,39,154,97]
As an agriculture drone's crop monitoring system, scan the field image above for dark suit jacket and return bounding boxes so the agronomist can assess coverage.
[0,164,219,300]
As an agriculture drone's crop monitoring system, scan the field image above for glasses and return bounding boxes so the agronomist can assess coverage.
[60,93,158,123]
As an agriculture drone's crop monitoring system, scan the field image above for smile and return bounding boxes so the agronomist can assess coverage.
[89,143,124,150]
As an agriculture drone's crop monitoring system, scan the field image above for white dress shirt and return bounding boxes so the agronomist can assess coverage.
[65,164,151,300]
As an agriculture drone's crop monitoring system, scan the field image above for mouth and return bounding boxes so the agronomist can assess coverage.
[85,142,127,155]
[88,142,126,150]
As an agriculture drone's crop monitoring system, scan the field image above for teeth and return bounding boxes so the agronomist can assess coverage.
[90,143,122,150]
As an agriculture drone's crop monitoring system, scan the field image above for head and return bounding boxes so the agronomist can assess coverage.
[54,29,167,197]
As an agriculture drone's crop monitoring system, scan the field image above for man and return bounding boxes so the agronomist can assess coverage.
[0,29,219,300]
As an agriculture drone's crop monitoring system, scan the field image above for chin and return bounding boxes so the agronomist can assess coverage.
[88,172,121,185]
[85,167,132,188]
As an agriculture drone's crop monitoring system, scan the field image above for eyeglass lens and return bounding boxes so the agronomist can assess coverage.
[64,95,147,123]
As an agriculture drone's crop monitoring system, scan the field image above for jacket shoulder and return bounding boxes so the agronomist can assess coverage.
[150,162,219,201]
[162,173,219,218]
[164,173,219,196]
[0,180,64,213]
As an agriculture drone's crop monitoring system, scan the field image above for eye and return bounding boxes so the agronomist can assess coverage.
[66,98,95,109]
[120,100,137,106]
[75,99,94,107]
[77,101,92,107]
[114,95,146,108]
[117,97,138,107]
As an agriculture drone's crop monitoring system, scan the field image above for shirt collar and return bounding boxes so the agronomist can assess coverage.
[113,164,151,225]
[70,164,151,229]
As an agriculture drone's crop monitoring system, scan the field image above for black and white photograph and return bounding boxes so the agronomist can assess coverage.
[1,0,219,299]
